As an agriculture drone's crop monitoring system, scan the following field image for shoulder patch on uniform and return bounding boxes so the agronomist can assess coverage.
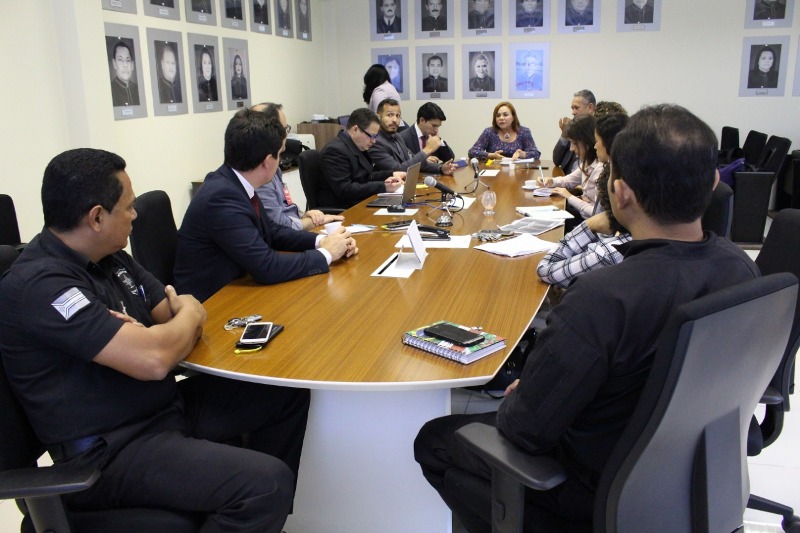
[51,287,90,321]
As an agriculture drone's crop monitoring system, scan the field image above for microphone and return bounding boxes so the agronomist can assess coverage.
[424,175,458,198]
[470,157,480,178]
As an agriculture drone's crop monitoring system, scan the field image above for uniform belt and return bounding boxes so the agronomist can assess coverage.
[48,436,101,463]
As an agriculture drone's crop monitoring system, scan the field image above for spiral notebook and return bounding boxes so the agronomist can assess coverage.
[402,321,506,364]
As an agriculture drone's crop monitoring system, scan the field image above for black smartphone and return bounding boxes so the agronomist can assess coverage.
[424,323,485,347]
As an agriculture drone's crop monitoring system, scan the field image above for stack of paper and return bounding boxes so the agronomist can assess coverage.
[516,206,574,219]
[474,233,557,257]
[500,217,563,235]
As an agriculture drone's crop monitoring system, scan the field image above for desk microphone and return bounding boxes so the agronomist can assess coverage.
[470,157,480,178]
[424,175,458,198]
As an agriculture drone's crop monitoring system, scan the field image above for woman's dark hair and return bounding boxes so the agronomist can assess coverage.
[233,54,243,77]
[362,64,390,104]
[754,45,776,73]
[491,101,520,132]
[565,114,597,177]
[595,113,629,157]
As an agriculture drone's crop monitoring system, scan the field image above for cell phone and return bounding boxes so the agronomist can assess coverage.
[388,205,406,213]
[424,323,485,347]
[239,322,274,344]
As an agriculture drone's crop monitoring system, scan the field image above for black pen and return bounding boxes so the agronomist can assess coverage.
[377,254,399,275]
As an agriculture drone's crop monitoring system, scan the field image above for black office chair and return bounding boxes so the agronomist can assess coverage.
[456,273,798,533]
[0,194,25,252]
[756,135,792,178]
[742,130,768,168]
[746,209,800,532]
[298,149,344,215]
[701,181,733,238]
[776,150,800,211]
[721,126,740,152]
[0,245,19,276]
[129,190,177,286]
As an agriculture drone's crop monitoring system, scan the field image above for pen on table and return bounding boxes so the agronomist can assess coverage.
[377,254,399,275]
[538,165,545,183]
[479,170,486,176]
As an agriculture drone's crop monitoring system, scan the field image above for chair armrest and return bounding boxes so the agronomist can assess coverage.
[760,385,783,405]
[456,422,567,491]
[0,464,100,500]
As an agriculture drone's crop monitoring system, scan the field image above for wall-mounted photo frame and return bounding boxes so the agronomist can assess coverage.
[462,0,502,37]
[744,0,794,29]
[509,0,551,35]
[370,0,408,42]
[223,37,252,110]
[185,0,217,25]
[739,35,790,97]
[508,42,550,99]
[415,0,454,39]
[188,33,223,113]
[295,0,312,40]
[147,28,189,117]
[616,0,661,32]
[275,0,295,38]
[415,45,455,100]
[249,0,272,34]
[144,0,181,20]
[373,48,409,99]
[462,44,502,100]
[220,0,247,30]
[558,0,600,34]
[105,23,148,120]
[102,0,137,14]
[794,41,800,97]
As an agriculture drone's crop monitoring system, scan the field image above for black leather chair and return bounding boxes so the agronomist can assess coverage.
[129,190,177,286]
[721,126,740,152]
[0,194,25,251]
[746,209,800,532]
[742,130,768,168]
[0,245,19,276]
[756,135,792,177]
[775,150,800,210]
[455,273,798,533]
[702,181,733,238]
[298,149,344,215]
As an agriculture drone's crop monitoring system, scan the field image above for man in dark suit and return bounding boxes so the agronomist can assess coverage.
[318,108,405,210]
[226,0,243,19]
[399,103,455,169]
[421,55,448,93]
[421,0,446,31]
[376,0,402,33]
[174,109,357,303]
[370,99,456,175]
[624,0,653,23]
[553,89,596,173]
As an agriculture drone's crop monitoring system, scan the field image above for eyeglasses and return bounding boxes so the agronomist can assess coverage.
[358,126,379,141]
[224,314,262,330]
[285,124,292,133]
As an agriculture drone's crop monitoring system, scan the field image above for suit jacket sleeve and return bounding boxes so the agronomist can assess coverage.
[369,135,429,172]
[553,137,572,169]
[321,140,391,208]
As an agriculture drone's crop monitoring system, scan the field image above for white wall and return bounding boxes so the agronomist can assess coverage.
[1,0,798,241]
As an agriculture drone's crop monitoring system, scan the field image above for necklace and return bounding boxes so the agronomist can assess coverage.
[503,132,510,140]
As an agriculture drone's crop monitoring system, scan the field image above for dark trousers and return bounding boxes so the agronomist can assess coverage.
[66,374,310,533]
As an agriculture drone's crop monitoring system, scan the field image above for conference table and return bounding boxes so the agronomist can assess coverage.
[182,162,566,533]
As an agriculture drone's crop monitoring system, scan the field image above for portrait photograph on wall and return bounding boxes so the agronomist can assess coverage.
[462,44,502,100]
[102,0,137,14]
[372,47,409,99]
[295,0,312,40]
[415,0,454,39]
[275,0,295,38]
[462,0,502,37]
[249,0,272,34]
[188,33,223,113]
[223,38,252,109]
[508,42,550,99]
[415,45,454,100]
[509,0,551,35]
[144,0,180,20]
[616,0,661,32]
[794,41,800,96]
[147,28,189,117]
[220,0,247,30]
[558,0,601,34]
[185,0,217,25]
[744,0,794,29]
[370,0,408,42]
[739,35,790,96]
[104,23,148,121]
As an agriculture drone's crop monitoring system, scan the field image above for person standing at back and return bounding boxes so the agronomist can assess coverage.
[553,89,595,173]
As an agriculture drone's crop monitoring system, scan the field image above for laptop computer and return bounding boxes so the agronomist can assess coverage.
[366,162,421,208]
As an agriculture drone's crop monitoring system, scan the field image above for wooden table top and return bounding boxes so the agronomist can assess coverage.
[182,162,565,391]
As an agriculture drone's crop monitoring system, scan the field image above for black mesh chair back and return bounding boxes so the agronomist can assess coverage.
[0,194,23,249]
[130,190,177,286]
[701,181,733,238]
[756,135,792,176]
[298,149,343,214]
[742,130,768,168]
[0,245,19,277]
[720,126,740,152]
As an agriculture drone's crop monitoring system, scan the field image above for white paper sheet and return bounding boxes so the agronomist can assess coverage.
[474,233,557,257]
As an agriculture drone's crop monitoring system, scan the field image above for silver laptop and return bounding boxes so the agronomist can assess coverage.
[366,162,421,207]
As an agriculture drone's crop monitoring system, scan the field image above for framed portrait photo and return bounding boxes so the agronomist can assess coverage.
[275,0,295,38]
[509,0,551,35]
[462,44,502,100]
[187,33,223,113]
[219,0,247,30]
[415,45,455,100]
[373,47,409,99]
[508,43,550,99]
[147,28,189,117]
[462,0,502,37]
[558,0,601,34]
[249,0,272,34]
[739,35,790,97]
[144,0,180,20]
[616,0,661,32]
[370,0,408,41]
[794,40,800,97]
[185,0,217,25]
[415,0,454,39]
[104,23,148,120]
[744,0,794,29]
[102,0,137,14]
[295,0,312,40]
[223,37,252,110]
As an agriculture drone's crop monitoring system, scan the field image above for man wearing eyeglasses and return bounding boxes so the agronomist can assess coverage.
[318,108,406,210]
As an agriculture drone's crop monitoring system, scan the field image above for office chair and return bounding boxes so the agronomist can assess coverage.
[746,209,800,532]
[776,150,800,210]
[456,273,797,533]
[701,181,733,238]
[298,149,344,215]
[129,190,177,286]
[0,245,19,276]
[742,130,768,168]
[0,194,25,251]
[720,126,740,153]
[756,136,792,178]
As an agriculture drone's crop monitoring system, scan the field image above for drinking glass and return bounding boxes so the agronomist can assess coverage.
[481,190,497,216]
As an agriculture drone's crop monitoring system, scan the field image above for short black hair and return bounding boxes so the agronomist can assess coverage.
[42,148,126,231]
[377,98,400,113]
[610,104,718,224]
[252,101,283,122]
[427,54,443,67]
[416,102,446,123]
[112,40,133,60]
[347,108,380,131]
[224,107,287,172]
